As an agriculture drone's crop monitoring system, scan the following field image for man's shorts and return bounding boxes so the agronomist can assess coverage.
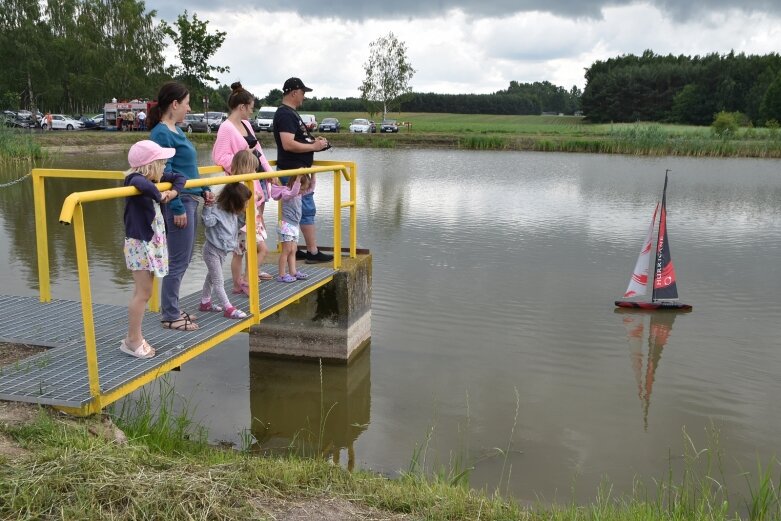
[300,192,316,225]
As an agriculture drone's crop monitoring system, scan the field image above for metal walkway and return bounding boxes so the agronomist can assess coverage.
[0,265,334,410]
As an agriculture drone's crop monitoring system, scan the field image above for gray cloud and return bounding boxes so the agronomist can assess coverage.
[147,0,781,22]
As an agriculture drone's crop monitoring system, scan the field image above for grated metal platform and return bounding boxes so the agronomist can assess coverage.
[0,264,334,408]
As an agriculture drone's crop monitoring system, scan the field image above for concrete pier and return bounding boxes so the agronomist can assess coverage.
[248,253,372,361]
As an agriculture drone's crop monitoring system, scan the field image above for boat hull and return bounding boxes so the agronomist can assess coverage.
[615,300,692,311]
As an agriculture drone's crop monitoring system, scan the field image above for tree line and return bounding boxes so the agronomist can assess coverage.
[6,1,778,126]
[287,81,582,116]
[0,0,227,116]
[581,50,781,125]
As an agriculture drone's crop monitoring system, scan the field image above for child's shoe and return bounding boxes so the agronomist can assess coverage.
[199,300,223,312]
[277,274,296,283]
[224,306,247,319]
[294,271,309,280]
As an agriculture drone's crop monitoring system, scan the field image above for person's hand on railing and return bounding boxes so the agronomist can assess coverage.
[159,190,177,203]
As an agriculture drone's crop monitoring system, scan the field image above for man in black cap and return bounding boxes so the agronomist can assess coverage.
[273,77,333,263]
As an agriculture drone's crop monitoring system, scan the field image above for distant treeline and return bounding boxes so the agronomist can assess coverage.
[300,81,582,116]
[0,0,172,115]
[581,50,781,125]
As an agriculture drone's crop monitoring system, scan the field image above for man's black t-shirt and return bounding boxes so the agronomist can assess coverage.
[273,104,314,170]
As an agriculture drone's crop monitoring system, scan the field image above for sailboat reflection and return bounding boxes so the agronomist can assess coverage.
[248,346,371,470]
[617,310,682,431]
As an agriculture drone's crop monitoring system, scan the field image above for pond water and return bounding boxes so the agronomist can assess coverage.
[1,147,780,504]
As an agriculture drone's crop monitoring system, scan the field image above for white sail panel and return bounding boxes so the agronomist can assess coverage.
[623,203,659,298]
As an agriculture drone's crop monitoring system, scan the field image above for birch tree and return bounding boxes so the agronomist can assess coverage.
[359,32,415,120]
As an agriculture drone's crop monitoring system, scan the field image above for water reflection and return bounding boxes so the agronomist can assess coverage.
[249,346,371,470]
[0,164,127,293]
[618,309,684,431]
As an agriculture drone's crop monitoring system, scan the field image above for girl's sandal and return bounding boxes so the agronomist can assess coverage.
[198,301,223,312]
[223,306,248,319]
[161,317,199,331]
[119,339,155,359]
[294,271,309,280]
[232,282,250,296]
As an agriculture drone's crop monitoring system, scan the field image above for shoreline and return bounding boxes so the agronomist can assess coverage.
[20,127,781,159]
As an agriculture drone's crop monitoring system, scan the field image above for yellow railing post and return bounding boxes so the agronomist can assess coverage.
[245,180,260,321]
[149,277,160,312]
[349,162,357,258]
[72,204,102,405]
[333,169,342,270]
[32,170,51,302]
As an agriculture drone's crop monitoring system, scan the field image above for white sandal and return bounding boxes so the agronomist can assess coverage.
[120,339,156,359]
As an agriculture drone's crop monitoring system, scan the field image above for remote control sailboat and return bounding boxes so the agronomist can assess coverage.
[615,170,692,311]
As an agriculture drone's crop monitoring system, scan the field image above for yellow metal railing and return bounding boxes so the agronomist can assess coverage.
[31,161,357,414]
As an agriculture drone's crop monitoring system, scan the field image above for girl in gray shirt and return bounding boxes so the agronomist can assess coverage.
[200,180,252,319]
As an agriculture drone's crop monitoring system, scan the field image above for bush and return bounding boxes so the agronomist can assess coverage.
[767,119,780,140]
[711,111,739,138]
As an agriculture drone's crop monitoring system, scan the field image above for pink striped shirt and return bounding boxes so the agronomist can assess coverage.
[211,118,272,174]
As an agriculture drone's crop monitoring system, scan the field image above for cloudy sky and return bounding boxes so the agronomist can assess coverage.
[144,0,781,100]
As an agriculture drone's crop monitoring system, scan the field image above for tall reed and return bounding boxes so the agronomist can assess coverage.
[0,126,44,161]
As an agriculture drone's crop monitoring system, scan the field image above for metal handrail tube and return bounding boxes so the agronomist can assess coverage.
[28,161,357,413]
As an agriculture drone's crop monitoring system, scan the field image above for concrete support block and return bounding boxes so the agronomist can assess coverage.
[249,254,372,361]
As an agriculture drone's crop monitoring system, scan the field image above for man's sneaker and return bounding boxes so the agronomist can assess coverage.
[305,250,334,264]
[295,249,307,261]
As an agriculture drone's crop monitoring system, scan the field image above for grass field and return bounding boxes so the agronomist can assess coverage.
[4,113,781,159]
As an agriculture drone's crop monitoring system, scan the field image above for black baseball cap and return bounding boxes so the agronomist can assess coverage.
[283,77,313,94]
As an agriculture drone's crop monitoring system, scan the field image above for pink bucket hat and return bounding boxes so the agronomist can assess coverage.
[128,140,175,168]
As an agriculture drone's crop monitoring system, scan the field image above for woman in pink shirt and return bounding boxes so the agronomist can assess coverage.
[212,82,275,293]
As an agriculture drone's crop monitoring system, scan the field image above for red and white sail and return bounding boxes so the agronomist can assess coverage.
[622,203,659,298]
[651,174,679,301]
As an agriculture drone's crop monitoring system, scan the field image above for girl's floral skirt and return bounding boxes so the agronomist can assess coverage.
[123,202,168,277]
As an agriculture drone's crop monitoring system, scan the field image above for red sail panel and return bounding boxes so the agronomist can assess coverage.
[652,179,679,301]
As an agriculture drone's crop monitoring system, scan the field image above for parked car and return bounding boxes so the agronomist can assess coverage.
[175,113,209,133]
[91,114,105,128]
[349,118,372,133]
[254,106,277,132]
[318,117,340,133]
[204,111,227,131]
[77,115,101,129]
[16,110,43,121]
[3,114,33,128]
[42,114,84,130]
[380,119,399,133]
[300,114,317,131]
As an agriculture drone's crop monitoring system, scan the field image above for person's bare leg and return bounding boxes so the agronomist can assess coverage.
[301,223,317,253]
[127,271,153,346]
[231,253,244,291]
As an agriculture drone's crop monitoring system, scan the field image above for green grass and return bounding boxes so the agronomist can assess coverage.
[9,114,781,158]
[0,126,45,161]
[2,389,781,520]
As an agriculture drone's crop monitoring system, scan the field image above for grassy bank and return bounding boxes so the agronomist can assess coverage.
[16,114,781,159]
[1,395,779,520]
[0,127,45,161]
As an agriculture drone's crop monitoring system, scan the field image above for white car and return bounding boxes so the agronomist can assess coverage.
[43,114,84,130]
[349,118,372,133]
[300,114,317,131]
